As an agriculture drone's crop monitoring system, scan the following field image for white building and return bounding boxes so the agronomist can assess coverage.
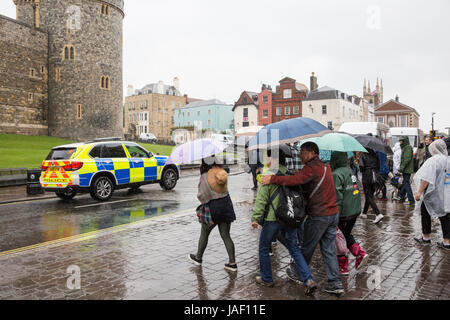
[302,86,362,130]
[233,91,259,132]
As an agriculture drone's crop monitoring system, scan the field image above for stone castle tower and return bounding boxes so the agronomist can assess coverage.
[12,0,124,141]
[363,77,383,106]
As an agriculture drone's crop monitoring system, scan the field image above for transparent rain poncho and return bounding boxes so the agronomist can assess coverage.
[413,140,450,217]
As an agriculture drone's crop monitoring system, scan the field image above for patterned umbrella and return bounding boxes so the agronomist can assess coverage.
[248,117,331,150]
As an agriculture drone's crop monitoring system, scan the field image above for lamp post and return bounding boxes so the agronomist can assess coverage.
[431,112,436,132]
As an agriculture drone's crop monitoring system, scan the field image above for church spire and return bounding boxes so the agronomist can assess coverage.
[368,80,371,93]
[363,78,367,95]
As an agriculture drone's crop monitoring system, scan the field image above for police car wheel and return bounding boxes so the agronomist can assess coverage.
[160,168,177,190]
[55,188,77,200]
[91,176,114,201]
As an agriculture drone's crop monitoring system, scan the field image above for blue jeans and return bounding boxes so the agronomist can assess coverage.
[259,221,313,284]
[399,173,415,202]
[301,214,342,285]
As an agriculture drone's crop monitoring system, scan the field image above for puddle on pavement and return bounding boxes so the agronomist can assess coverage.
[39,200,180,243]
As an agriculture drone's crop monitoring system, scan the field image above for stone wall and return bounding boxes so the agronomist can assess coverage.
[39,0,123,141]
[0,14,49,136]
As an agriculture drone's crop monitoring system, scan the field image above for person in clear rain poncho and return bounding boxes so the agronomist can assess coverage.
[413,139,450,250]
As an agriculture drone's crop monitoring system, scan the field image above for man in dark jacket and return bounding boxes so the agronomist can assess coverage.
[398,136,415,205]
[424,135,433,163]
[331,152,369,275]
[261,142,344,295]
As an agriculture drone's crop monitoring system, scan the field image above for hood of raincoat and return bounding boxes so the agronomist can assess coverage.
[330,151,348,171]
[400,136,410,148]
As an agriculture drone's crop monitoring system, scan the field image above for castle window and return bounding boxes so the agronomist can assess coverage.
[29,68,36,77]
[101,4,110,16]
[100,76,111,90]
[55,67,61,82]
[63,45,75,60]
[41,66,46,74]
[28,93,34,102]
[76,104,83,119]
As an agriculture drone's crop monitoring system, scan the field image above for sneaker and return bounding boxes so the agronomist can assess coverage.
[188,254,202,266]
[373,214,384,224]
[286,266,303,285]
[360,213,368,219]
[392,196,401,201]
[251,186,258,190]
[324,282,344,295]
[224,263,237,272]
[356,253,369,270]
[304,279,317,296]
[255,276,274,287]
[414,237,431,245]
[437,242,450,251]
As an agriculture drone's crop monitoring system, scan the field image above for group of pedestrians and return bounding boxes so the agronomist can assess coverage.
[187,135,449,297]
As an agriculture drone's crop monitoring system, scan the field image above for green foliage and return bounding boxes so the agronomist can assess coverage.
[0,134,175,169]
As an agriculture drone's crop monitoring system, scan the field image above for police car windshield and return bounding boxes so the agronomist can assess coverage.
[46,148,76,160]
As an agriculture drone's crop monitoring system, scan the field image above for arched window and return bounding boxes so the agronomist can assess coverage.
[100,76,111,90]
[63,45,75,60]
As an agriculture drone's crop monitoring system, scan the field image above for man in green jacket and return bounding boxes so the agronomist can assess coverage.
[331,151,369,275]
[399,136,415,205]
[250,148,316,294]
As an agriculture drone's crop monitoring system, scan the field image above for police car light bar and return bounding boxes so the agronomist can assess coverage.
[92,137,123,142]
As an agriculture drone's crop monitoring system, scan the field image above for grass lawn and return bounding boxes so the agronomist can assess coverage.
[0,134,175,169]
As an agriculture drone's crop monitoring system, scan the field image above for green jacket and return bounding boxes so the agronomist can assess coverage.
[251,165,287,223]
[330,152,361,218]
[399,136,414,174]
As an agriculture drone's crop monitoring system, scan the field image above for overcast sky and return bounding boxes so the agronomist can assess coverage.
[1,0,449,133]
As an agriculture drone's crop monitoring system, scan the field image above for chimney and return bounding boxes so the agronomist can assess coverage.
[261,84,266,91]
[157,80,164,94]
[310,72,318,91]
[173,77,180,92]
[268,85,272,91]
[127,85,134,97]
[395,95,399,102]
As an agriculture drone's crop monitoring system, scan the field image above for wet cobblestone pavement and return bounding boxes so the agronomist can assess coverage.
[0,185,449,300]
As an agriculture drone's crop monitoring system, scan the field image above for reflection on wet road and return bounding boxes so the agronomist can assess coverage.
[0,172,248,253]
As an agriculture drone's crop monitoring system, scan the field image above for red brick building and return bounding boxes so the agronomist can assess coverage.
[271,77,308,123]
[258,84,273,126]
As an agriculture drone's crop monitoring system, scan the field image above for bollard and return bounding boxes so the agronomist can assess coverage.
[26,169,44,195]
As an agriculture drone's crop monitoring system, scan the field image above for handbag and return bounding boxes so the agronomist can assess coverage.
[335,227,348,256]
[196,204,213,225]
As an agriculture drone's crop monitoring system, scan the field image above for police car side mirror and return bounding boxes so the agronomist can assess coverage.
[147,152,154,158]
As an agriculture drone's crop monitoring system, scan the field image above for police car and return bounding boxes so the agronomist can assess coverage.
[40,138,180,201]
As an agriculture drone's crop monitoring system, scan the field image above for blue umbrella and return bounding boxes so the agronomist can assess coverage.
[248,117,331,150]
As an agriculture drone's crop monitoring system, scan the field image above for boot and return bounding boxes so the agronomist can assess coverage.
[337,255,349,275]
[349,243,369,270]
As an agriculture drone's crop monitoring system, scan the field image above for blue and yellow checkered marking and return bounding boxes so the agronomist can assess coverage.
[77,155,169,187]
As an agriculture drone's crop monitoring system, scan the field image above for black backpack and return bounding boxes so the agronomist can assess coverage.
[259,171,307,228]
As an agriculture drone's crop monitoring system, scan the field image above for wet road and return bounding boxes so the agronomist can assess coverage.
[0,170,448,300]
[0,168,251,253]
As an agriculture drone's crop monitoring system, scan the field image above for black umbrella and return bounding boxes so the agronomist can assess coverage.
[351,134,393,155]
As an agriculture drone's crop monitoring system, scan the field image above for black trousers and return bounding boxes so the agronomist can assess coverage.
[251,167,258,188]
[362,182,381,215]
[420,203,450,239]
[338,216,357,248]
